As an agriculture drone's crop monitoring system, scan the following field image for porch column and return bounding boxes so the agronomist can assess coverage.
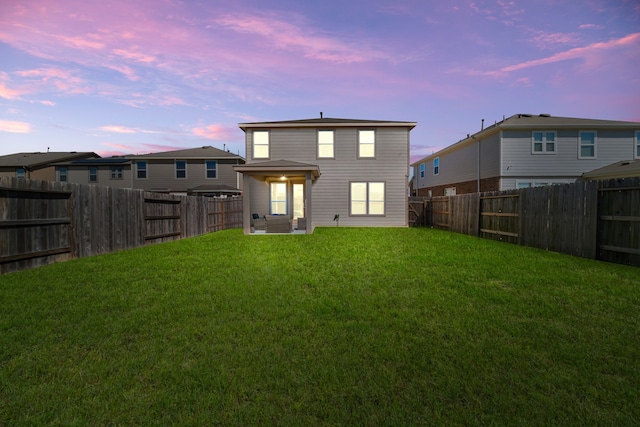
[305,171,313,234]
[242,174,251,234]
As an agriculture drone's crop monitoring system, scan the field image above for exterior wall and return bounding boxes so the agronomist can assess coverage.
[246,126,410,227]
[0,167,56,180]
[66,166,133,188]
[501,129,636,178]
[416,176,500,197]
[131,159,242,192]
[414,132,500,192]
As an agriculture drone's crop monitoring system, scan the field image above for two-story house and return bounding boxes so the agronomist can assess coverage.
[234,117,417,234]
[412,114,640,196]
[0,151,99,181]
[55,146,245,197]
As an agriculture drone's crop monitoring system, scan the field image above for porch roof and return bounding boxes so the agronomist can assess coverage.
[233,160,321,179]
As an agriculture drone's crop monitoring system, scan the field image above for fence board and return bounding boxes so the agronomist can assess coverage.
[0,177,243,273]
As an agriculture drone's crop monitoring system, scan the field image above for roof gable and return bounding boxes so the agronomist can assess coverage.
[239,117,416,130]
[129,146,243,160]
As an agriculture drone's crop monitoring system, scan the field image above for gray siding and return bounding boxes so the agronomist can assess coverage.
[501,130,635,176]
[246,126,410,227]
[66,166,133,188]
[132,159,241,192]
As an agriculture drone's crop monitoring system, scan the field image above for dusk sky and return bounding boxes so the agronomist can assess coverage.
[1,0,639,163]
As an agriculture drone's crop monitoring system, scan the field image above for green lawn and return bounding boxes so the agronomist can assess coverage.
[1,227,639,426]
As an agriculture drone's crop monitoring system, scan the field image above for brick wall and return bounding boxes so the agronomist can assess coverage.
[416,176,500,197]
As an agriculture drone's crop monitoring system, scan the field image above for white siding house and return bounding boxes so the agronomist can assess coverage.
[235,117,417,234]
[412,114,640,196]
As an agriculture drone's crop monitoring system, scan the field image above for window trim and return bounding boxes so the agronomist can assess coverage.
[433,157,439,175]
[175,160,187,179]
[578,130,597,159]
[136,161,147,179]
[317,129,335,159]
[635,130,640,160]
[419,163,425,179]
[350,181,386,216]
[110,166,123,180]
[270,181,287,215]
[205,160,217,179]
[358,129,376,159]
[89,166,98,183]
[531,131,557,154]
[58,167,68,182]
[253,130,270,159]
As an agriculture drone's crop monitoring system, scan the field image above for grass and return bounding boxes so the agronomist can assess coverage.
[1,227,639,426]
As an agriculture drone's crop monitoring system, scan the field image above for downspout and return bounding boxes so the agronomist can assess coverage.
[477,119,484,193]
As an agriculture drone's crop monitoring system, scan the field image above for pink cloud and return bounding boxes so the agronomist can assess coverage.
[0,83,25,100]
[192,124,236,140]
[486,32,640,76]
[0,120,31,133]
[100,125,137,134]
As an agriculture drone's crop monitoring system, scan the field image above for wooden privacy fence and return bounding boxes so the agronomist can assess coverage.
[0,177,242,274]
[409,177,640,267]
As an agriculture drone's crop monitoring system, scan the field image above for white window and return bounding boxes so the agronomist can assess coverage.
[444,187,456,196]
[532,131,556,154]
[136,161,147,179]
[16,168,25,179]
[206,160,217,179]
[579,131,596,159]
[358,130,375,158]
[517,181,532,189]
[110,167,123,179]
[270,182,287,214]
[350,182,385,216]
[176,160,187,179]
[420,163,425,178]
[89,167,98,182]
[635,130,640,159]
[253,130,269,159]
[58,167,67,182]
[318,130,334,158]
[433,157,439,175]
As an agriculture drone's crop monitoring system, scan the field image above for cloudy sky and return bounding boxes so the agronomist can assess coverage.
[1,0,639,163]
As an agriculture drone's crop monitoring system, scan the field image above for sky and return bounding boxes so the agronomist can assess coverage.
[1,0,639,164]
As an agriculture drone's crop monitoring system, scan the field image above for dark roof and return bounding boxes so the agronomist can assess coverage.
[53,157,131,166]
[0,152,99,168]
[234,159,321,179]
[129,146,244,160]
[581,160,640,180]
[188,184,241,193]
[239,117,417,130]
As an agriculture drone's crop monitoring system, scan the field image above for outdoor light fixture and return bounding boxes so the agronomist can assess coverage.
[280,175,286,180]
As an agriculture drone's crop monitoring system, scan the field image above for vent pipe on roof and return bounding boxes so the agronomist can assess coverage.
[481,119,484,130]
[320,112,323,118]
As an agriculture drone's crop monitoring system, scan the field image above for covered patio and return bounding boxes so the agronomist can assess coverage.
[233,160,321,234]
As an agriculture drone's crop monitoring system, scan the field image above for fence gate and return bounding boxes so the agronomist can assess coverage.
[597,178,640,267]
[479,192,519,244]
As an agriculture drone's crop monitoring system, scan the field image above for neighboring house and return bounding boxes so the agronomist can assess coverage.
[52,157,133,188]
[411,114,640,196]
[126,146,245,196]
[234,117,417,234]
[0,151,99,181]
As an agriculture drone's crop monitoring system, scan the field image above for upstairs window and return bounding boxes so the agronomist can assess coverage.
[16,168,25,179]
[89,167,98,182]
[420,163,425,178]
[433,157,439,175]
[110,166,123,179]
[58,167,67,182]
[253,130,269,159]
[635,130,640,159]
[176,160,187,179]
[579,131,596,159]
[532,131,556,154]
[318,130,334,158]
[206,160,217,179]
[358,130,375,158]
[136,161,147,179]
